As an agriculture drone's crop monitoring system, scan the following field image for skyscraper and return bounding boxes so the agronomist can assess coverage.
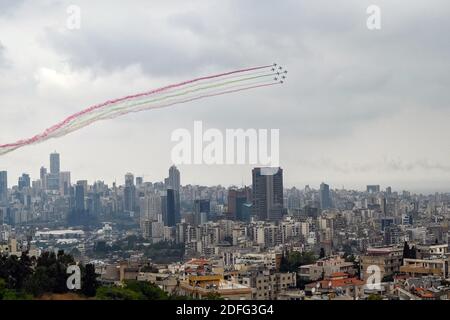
[319,182,332,210]
[228,187,251,221]
[367,185,381,193]
[165,165,180,191]
[0,171,7,206]
[125,173,134,187]
[40,167,48,189]
[386,186,392,196]
[164,189,176,227]
[124,173,136,213]
[140,193,162,223]
[75,182,85,211]
[47,152,61,190]
[50,152,60,175]
[59,172,71,195]
[194,199,210,224]
[68,180,88,226]
[18,173,30,190]
[164,166,180,224]
[252,167,284,221]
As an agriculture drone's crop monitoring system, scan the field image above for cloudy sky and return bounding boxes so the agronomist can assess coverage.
[0,0,449,193]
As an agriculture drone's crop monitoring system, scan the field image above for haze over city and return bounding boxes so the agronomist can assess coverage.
[1,0,449,192]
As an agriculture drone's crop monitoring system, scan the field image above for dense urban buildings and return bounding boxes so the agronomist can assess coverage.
[1,152,450,300]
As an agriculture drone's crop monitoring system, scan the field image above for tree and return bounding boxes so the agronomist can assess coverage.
[0,278,32,300]
[124,280,168,300]
[279,253,289,272]
[96,281,169,300]
[204,292,223,300]
[319,248,326,259]
[96,286,142,300]
[345,254,356,263]
[0,252,34,291]
[24,250,76,296]
[279,251,316,273]
[24,266,51,297]
[409,246,417,259]
[403,241,410,259]
[382,274,394,283]
[81,264,99,297]
[342,245,352,259]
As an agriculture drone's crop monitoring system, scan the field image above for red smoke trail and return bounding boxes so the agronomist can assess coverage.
[114,82,281,117]
[0,65,272,149]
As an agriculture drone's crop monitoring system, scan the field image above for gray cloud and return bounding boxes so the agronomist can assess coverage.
[0,0,25,16]
[297,158,450,175]
[0,0,449,192]
[0,42,5,67]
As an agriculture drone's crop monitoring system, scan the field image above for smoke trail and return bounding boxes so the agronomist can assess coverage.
[60,72,278,132]
[0,64,286,155]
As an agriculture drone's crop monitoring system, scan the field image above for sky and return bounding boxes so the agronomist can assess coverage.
[0,0,449,193]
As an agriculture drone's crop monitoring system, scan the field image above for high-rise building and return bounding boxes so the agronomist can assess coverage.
[164,166,180,224]
[379,196,387,216]
[124,186,136,213]
[367,185,381,193]
[75,182,85,211]
[40,167,48,189]
[252,167,284,221]
[124,173,136,213]
[194,199,210,225]
[125,173,134,187]
[165,165,180,191]
[140,193,162,223]
[18,173,30,190]
[50,152,60,175]
[68,180,88,226]
[319,182,332,210]
[386,186,392,195]
[0,171,7,205]
[40,167,47,180]
[241,203,252,222]
[59,172,71,195]
[228,187,251,221]
[164,189,176,227]
[47,152,61,190]
[87,192,101,216]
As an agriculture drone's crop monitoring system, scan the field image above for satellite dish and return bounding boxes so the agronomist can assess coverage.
[311,287,316,293]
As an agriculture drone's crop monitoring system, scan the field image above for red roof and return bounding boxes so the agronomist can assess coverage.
[186,258,210,266]
[330,272,347,278]
[306,274,364,289]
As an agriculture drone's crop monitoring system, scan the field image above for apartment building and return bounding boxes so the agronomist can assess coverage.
[360,246,403,280]
[298,255,355,281]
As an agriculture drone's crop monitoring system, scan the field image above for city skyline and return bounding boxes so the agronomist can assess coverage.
[0,151,449,196]
[0,1,449,192]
